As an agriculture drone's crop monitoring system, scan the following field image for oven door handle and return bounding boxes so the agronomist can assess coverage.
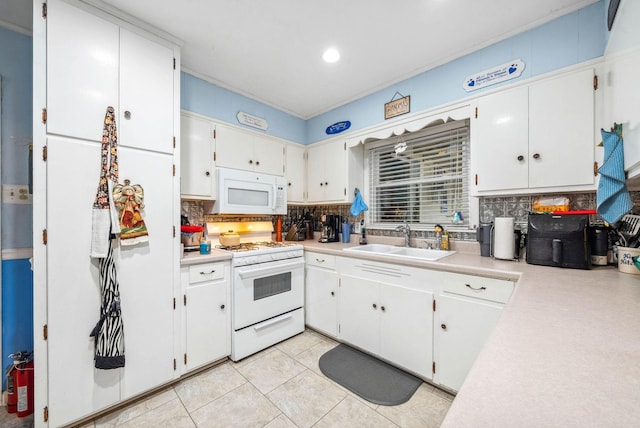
[236,259,305,280]
[253,312,294,331]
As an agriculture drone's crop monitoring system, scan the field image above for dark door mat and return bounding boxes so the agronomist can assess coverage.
[319,343,422,406]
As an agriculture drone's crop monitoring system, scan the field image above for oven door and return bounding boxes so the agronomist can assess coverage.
[233,257,304,330]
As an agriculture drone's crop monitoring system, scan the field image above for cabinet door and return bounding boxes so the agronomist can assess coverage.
[46,137,120,427]
[253,135,285,176]
[528,68,595,188]
[46,0,119,142]
[379,283,433,379]
[119,28,175,154]
[305,265,339,337]
[338,274,379,352]
[214,124,255,171]
[323,141,347,201]
[306,144,326,202]
[474,86,529,191]
[186,280,229,370]
[117,147,177,399]
[286,144,306,203]
[436,294,503,392]
[181,114,215,199]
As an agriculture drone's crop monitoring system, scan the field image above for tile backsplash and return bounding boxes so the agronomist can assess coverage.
[182,190,640,242]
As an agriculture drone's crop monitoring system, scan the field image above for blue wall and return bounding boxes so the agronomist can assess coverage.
[1,259,33,390]
[180,1,606,145]
[181,73,307,144]
[1,27,33,249]
[306,1,606,143]
[1,26,34,391]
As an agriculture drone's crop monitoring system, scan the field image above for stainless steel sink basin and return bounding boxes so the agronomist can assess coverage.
[343,244,455,261]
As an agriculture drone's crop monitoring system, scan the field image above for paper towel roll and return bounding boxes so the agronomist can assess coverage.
[493,217,515,260]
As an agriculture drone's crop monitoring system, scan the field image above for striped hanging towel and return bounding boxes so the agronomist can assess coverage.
[597,128,632,224]
[89,106,125,369]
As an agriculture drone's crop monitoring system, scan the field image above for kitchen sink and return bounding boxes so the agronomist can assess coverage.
[343,244,455,261]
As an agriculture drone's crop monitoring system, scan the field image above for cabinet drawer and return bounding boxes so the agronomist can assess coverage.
[305,252,336,269]
[189,262,226,284]
[442,274,513,304]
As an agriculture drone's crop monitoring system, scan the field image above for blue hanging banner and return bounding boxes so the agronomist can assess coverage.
[326,121,351,135]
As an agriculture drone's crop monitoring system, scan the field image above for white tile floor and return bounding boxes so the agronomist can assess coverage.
[0,330,454,428]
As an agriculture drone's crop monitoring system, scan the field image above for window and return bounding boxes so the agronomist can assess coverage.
[367,119,470,229]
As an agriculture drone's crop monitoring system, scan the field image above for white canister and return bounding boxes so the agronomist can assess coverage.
[493,217,515,260]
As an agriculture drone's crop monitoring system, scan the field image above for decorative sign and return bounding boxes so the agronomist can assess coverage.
[326,121,351,135]
[236,111,268,130]
[463,59,525,92]
[384,94,410,120]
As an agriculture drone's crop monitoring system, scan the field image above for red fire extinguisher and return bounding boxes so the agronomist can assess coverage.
[6,352,33,417]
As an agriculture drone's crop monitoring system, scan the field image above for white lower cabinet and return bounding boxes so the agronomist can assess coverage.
[305,252,339,337]
[181,261,231,372]
[336,258,435,379]
[434,273,514,392]
[304,253,516,392]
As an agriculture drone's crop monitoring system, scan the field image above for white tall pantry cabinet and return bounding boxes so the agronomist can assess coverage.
[32,1,181,426]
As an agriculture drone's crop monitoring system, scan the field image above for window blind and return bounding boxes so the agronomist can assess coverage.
[367,120,470,228]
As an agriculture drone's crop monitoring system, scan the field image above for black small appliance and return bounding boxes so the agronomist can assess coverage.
[526,213,591,269]
[319,214,341,243]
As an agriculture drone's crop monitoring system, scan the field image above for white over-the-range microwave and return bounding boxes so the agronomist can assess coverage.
[211,167,287,215]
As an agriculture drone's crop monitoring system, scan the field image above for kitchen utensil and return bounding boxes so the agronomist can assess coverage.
[616,214,640,247]
[219,231,240,247]
[285,222,299,241]
[181,230,203,248]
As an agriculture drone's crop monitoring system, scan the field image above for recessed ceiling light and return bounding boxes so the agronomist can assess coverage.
[322,48,340,63]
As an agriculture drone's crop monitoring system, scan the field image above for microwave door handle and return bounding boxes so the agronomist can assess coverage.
[272,183,278,211]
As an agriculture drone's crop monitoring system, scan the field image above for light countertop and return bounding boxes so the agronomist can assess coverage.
[180,248,231,266]
[302,237,640,427]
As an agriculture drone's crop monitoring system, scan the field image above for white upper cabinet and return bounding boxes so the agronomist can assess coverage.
[473,67,596,195]
[46,0,119,141]
[604,49,640,178]
[215,123,285,176]
[181,113,216,199]
[307,140,363,203]
[474,86,529,192]
[46,1,175,153]
[119,29,175,154]
[285,143,306,203]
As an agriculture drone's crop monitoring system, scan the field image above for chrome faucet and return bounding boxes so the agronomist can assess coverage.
[395,224,411,247]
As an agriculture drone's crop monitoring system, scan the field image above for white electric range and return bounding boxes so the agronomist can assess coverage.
[207,224,305,361]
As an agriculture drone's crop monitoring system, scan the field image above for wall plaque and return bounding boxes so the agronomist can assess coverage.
[384,95,410,120]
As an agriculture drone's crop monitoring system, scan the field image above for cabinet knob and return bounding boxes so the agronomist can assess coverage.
[124,110,132,120]
[256,161,260,166]
[372,303,377,309]
[441,323,447,330]
[532,153,541,160]
[320,182,324,187]
[205,171,210,176]
[331,291,335,296]
[249,160,253,164]
[220,304,225,310]
[517,155,524,161]
[381,306,386,312]
[288,182,292,186]
[325,182,328,186]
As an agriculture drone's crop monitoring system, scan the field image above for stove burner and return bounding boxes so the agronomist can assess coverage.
[215,243,258,252]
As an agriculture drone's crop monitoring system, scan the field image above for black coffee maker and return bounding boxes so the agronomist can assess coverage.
[319,215,341,243]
